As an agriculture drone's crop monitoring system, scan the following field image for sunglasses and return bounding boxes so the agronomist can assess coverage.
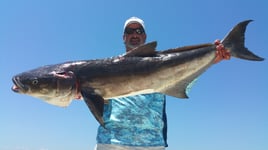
[124,27,145,35]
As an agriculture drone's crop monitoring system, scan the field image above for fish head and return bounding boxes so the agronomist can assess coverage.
[11,64,78,107]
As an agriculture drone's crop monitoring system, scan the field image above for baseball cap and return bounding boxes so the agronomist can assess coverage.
[123,17,145,31]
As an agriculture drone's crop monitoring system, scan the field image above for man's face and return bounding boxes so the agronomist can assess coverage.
[123,23,146,52]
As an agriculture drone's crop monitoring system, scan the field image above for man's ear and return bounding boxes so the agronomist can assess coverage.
[123,34,126,41]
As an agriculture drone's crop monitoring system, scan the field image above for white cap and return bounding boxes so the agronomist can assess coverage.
[123,17,145,31]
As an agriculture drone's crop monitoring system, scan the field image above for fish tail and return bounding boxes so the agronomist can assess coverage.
[222,20,264,61]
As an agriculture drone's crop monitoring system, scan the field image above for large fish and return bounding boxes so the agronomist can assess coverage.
[11,20,264,126]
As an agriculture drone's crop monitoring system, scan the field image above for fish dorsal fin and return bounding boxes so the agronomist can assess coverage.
[159,43,212,54]
[123,41,157,57]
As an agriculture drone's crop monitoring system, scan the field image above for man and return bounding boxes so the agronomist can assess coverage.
[95,17,168,150]
[94,17,230,150]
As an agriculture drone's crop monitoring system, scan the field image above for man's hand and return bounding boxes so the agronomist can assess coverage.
[214,39,231,64]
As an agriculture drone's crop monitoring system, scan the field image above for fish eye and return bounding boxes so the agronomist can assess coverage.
[32,79,38,85]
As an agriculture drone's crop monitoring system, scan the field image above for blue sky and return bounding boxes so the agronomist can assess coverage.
[1,0,267,149]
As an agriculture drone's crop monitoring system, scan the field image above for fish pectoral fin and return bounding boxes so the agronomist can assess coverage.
[123,41,157,57]
[81,88,105,126]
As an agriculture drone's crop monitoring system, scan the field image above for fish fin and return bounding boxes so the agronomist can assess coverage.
[164,86,188,99]
[123,41,157,57]
[163,78,198,99]
[43,98,72,107]
[81,88,105,126]
[222,20,264,61]
[163,82,189,99]
[160,43,213,54]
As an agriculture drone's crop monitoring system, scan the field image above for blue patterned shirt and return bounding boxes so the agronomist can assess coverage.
[96,93,168,147]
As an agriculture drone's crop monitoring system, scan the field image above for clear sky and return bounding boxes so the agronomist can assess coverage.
[1,0,267,150]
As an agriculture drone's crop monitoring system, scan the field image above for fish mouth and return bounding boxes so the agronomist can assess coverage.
[12,77,28,93]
